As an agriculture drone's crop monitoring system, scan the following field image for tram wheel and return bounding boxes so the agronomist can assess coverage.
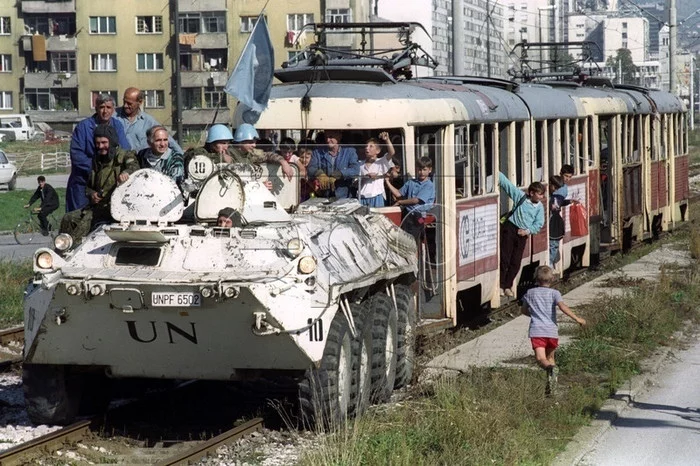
[298,308,356,430]
[370,291,398,403]
[394,284,417,389]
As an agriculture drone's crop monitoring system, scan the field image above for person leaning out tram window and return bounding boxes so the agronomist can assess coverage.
[498,172,545,298]
[385,156,435,241]
[308,129,360,199]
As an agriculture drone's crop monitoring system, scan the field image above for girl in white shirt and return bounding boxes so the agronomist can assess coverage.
[359,132,395,207]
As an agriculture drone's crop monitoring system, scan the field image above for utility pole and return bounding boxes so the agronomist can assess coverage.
[486,0,491,77]
[670,0,677,94]
[171,0,183,145]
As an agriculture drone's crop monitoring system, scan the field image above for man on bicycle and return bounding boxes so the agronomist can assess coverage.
[24,175,59,236]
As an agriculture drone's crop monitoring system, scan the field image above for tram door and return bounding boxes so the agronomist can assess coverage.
[414,126,448,320]
[599,117,615,244]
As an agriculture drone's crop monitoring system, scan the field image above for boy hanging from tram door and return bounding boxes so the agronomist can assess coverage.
[521,265,586,395]
[548,175,570,269]
[359,132,395,207]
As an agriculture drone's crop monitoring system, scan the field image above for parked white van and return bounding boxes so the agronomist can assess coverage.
[0,114,37,141]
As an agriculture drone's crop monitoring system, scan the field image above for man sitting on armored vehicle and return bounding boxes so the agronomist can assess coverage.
[60,124,139,241]
[136,125,185,185]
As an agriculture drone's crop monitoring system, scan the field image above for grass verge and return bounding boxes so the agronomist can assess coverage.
[0,260,32,327]
[0,187,66,232]
[299,253,700,465]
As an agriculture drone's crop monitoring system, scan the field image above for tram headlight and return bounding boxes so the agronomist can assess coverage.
[36,251,53,270]
[54,234,73,252]
[298,256,317,274]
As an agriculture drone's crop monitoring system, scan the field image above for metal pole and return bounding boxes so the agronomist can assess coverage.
[486,0,491,77]
[670,0,677,94]
[171,0,183,145]
[691,55,695,129]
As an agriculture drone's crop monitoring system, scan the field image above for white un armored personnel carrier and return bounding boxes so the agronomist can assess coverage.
[23,158,418,427]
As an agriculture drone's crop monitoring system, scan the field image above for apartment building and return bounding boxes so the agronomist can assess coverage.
[1,0,319,134]
[0,2,21,114]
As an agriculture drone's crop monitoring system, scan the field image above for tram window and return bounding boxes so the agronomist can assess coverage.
[682,114,688,155]
[576,119,585,173]
[599,118,610,166]
[455,126,468,198]
[560,119,571,168]
[484,124,495,192]
[660,116,668,159]
[515,121,525,185]
[632,116,641,163]
[650,117,658,161]
[469,125,482,195]
[499,123,514,184]
[586,117,594,168]
[547,120,557,176]
[534,121,544,182]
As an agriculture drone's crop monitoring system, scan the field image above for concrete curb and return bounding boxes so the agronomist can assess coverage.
[551,338,680,465]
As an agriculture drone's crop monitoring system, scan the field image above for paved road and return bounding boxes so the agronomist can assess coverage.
[578,338,700,465]
[13,173,69,190]
[0,232,51,262]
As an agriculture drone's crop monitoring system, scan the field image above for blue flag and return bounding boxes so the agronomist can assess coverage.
[224,14,274,124]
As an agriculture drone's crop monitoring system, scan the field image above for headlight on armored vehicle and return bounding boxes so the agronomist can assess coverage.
[298,256,316,274]
[200,286,216,298]
[286,238,303,257]
[66,283,82,295]
[36,251,53,269]
[89,284,105,296]
[54,233,73,252]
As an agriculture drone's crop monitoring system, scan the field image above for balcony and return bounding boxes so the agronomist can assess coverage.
[24,71,78,88]
[45,35,76,52]
[182,109,229,126]
[26,109,80,125]
[180,71,228,87]
[180,32,227,50]
[179,0,226,13]
[21,0,76,14]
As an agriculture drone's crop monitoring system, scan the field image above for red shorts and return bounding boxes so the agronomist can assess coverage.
[531,337,559,350]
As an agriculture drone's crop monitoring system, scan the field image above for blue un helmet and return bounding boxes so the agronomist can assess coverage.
[233,123,259,143]
[205,124,234,144]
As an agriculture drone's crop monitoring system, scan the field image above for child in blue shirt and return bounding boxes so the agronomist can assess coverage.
[385,156,435,241]
[522,265,586,395]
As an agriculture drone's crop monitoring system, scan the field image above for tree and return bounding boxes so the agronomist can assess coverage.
[606,48,638,85]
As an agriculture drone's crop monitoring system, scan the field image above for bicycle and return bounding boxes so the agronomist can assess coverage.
[14,208,59,245]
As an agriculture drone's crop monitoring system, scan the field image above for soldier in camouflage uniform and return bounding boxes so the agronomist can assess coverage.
[60,124,139,241]
[184,124,294,185]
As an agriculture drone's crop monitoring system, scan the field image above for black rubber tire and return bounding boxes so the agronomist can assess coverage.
[348,301,373,418]
[23,364,83,425]
[8,174,16,191]
[370,291,398,404]
[394,284,417,389]
[298,308,356,430]
[14,220,35,245]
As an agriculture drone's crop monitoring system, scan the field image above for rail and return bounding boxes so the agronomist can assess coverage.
[0,420,92,466]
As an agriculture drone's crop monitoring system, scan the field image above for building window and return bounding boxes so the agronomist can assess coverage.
[202,49,227,71]
[202,12,226,33]
[25,88,51,110]
[179,13,200,33]
[326,8,352,23]
[136,16,163,34]
[0,55,11,72]
[287,13,313,32]
[0,91,11,109]
[182,88,201,109]
[89,16,116,34]
[50,52,76,73]
[204,87,226,108]
[240,16,259,32]
[622,32,627,39]
[0,17,10,35]
[137,53,164,71]
[180,49,193,71]
[144,90,165,108]
[24,15,75,36]
[90,53,117,72]
[90,90,118,109]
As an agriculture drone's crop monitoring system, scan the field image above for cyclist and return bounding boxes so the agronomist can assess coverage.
[24,175,59,236]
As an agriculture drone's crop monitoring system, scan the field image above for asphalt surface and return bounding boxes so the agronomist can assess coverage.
[13,173,69,191]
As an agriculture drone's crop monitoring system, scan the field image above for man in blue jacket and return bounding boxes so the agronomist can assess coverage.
[66,94,130,211]
[307,129,360,199]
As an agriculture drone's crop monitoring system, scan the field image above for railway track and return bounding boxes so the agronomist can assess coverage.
[0,417,263,465]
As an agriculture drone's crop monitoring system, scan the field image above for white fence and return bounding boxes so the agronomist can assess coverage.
[40,152,70,170]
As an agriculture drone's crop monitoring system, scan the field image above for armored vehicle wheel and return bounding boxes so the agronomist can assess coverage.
[348,301,373,418]
[23,364,83,425]
[370,291,398,403]
[394,284,417,389]
[298,309,356,429]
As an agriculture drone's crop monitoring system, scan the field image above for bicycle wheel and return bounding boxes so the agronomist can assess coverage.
[14,220,36,245]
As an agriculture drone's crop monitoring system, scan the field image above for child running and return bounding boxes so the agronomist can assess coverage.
[521,265,586,395]
[358,132,395,207]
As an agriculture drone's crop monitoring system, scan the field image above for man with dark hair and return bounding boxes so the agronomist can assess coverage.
[115,87,183,153]
[60,124,138,241]
[67,94,130,212]
[24,175,59,236]
[308,129,360,199]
